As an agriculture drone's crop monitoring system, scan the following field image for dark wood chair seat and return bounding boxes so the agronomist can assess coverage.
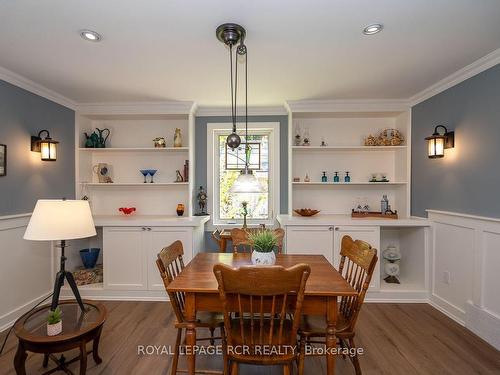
[299,313,351,337]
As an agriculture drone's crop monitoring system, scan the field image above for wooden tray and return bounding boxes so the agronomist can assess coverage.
[351,209,398,219]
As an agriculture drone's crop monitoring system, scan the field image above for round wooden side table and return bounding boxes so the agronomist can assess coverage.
[13,300,107,375]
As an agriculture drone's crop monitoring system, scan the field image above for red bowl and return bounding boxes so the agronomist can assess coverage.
[119,207,136,215]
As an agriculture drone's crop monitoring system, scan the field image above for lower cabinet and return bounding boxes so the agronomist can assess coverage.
[103,226,193,291]
[284,225,380,290]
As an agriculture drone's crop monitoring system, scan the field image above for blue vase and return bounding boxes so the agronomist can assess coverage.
[80,248,100,269]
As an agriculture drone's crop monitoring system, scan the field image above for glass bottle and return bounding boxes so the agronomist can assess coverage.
[333,172,340,183]
[344,171,351,183]
[321,171,327,182]
[381,194,389,213]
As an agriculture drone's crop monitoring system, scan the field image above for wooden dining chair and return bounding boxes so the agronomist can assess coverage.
[212,229,225,252]
[156,240,224,375]
[230,228,253,253]
[274,228,285,254]
[298,235,378,375]
[213,263,311,375]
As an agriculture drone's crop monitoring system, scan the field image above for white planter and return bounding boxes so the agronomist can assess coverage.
[47,321,62,336]
[251,250,276,265]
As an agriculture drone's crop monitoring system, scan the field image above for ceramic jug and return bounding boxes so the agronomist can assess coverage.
[95,128,110,148]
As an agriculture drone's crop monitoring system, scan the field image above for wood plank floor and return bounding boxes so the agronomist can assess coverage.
[1,302,499,374]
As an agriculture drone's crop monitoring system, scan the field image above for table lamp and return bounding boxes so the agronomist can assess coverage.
[24,199,96,312]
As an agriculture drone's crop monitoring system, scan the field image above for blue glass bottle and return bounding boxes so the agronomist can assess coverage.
[344,171,351,183]
[333,172,340,183]
[321,171,327,182]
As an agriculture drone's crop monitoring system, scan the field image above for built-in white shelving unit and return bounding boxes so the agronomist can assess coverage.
[286,100,411,217]
[75,102,197,216]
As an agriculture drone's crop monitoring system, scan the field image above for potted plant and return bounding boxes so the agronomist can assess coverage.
[47,307,62,336]
[248,230,278,265]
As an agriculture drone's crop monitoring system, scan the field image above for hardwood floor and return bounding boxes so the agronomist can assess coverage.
[1,302,499,374]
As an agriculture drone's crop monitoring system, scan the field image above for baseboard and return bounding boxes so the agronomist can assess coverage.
[429,294,465,326]
[0,291,52,332]
[465,301,500,350]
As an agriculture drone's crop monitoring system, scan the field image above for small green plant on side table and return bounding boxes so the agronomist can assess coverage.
[47,307,62,336]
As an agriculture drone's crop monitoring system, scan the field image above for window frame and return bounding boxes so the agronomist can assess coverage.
[207,122,280,227]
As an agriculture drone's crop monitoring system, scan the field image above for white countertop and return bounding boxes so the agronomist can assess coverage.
[93,215,210,227]
[277,214,430,227]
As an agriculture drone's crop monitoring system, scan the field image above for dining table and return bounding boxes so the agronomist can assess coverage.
[167,252,357,375]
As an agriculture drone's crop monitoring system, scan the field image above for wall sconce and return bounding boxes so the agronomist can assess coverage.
[31,130,59,161]
[425,125,454,159]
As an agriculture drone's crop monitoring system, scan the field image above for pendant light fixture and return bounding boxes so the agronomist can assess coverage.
[217,23,264,194]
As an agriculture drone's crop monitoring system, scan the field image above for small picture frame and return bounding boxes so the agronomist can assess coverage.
[0,144,6,177]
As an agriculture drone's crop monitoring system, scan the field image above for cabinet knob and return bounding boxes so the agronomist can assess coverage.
[329,226,333,231]
[141,227,146,231]
[147,227,152,231]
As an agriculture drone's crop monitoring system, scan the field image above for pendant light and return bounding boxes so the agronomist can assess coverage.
[217,23,264,194]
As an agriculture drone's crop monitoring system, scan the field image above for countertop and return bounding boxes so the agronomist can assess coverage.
[277,214,430,227]
[92,215,210,227]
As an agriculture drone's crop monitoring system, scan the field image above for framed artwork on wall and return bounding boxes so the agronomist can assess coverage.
[0,144,6,176]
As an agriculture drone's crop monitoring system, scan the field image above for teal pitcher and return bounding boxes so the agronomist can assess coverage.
[95,128,110,148]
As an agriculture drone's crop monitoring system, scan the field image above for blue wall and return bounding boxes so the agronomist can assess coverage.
[411,63,500,218]
[195,115,288,251]
[0,80,75,215]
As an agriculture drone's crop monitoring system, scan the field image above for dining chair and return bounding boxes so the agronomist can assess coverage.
[212,229,224,252]
[213,263,311,375]
[230,228,253,253]
[156,240,224,375]
[298,235,378,375]
[274,228,285,254]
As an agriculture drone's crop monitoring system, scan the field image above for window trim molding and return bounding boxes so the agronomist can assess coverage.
[206,122,280,228]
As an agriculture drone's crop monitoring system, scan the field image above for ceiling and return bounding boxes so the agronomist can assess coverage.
[1,0,500,106]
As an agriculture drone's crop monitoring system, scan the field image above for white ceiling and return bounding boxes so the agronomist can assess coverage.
[1,0,500,106]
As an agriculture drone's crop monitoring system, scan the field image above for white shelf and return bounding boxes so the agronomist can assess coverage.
[81,182,189,187]
[292,145,406,151]
[78,147,188,152]
[292,182,407,186]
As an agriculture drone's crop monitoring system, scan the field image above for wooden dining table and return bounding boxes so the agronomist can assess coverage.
[167,252,357,375]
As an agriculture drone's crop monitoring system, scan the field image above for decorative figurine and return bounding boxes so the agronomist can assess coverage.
[304,173,310,182]
[174,128,182,147]
[176,204,185,216]
[344,171,351,183]
[333,172,340,183]
[153,137,166,148]
[321,171,327,182]
[175,170,184,182]
[383,246,401,284]
[93,163,113,183]
[241,201,248,229]
[194,186,208,216]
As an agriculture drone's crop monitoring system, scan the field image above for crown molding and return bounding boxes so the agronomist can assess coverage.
[195,105,287,117]
[285,99,411,113]
[76,101,195,115]
[409,47,500,106]
[0,65,77,110]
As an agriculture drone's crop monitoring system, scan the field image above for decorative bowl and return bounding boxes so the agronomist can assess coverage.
[293,208,320,217]
[119,207,136,215]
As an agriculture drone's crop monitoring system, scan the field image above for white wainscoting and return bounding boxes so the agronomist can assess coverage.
[0,213,53,331]
[428,210,500,350]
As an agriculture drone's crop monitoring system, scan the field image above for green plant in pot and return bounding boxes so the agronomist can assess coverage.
[248,230,278,265]
[47,307,62,336]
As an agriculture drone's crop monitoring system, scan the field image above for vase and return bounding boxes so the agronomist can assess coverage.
[176,204,185,216]
[251,250,276,265]
[47,321,62,336]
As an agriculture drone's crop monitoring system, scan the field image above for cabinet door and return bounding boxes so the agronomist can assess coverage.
[103,227,147,290]
[285,226,334,264]
[333,226,380,290]
[147,227,193,291]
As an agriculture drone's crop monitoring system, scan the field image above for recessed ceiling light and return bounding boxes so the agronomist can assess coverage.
[79,29,102,42]
[363,23,383,35]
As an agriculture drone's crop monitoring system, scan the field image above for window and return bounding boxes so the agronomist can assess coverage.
[208,123,279,226]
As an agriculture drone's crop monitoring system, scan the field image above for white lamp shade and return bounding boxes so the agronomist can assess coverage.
[229,170,264,194]
[24,200,96,241]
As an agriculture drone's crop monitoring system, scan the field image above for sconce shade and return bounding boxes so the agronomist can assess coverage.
[425,125,454,159]
[24,200,96,241]
[31,130,58,161]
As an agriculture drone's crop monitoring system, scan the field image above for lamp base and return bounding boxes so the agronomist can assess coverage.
[50,240,86,312]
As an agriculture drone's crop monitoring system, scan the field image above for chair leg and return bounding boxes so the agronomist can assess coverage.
[348,337,362,375]
[283,363,292,375]
[230,361,239,375]
[339,338,348,360]
[171,328,182,375]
